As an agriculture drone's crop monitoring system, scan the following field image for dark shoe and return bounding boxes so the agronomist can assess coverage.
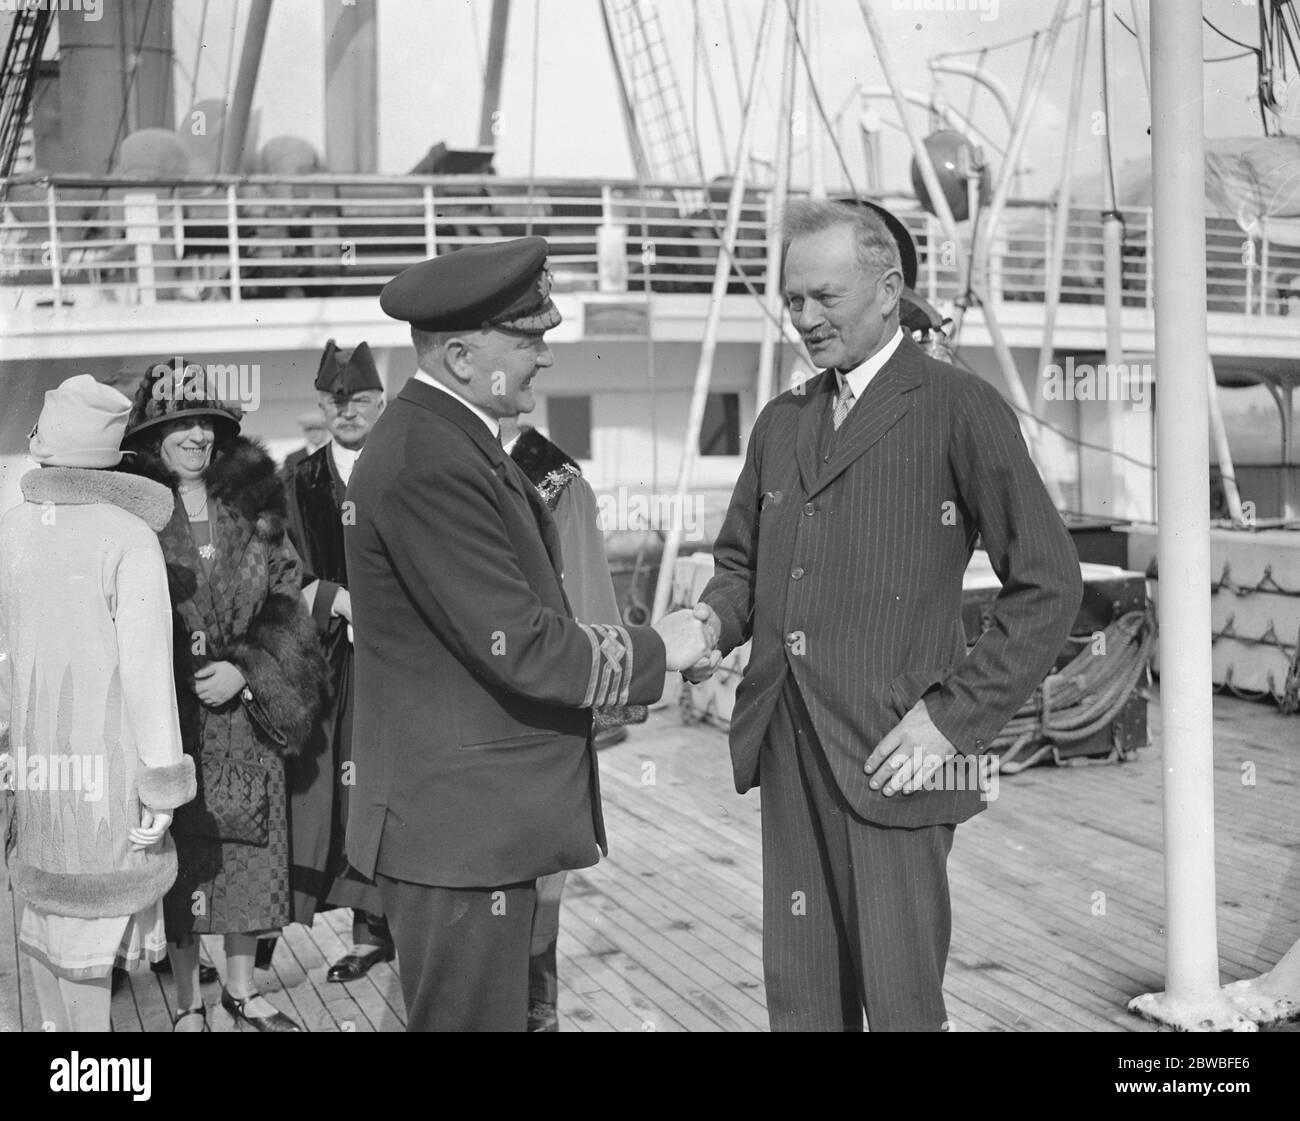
[326,944,395,983]
[220,987,301,1032]
[172,1005,209,1032]
[527,1000,559,1032]
[151,957,220,984]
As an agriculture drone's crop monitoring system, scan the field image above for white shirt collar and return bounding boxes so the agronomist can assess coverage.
[329,440,360,485]
[835,327,904,403]
[413,370,500,438]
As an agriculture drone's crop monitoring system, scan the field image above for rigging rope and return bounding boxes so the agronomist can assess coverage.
[187,0,211,114]
[995,607,1155,772]
[929,4,1092,62]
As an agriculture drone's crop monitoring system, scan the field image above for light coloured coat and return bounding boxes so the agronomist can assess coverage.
[0,467,195,918]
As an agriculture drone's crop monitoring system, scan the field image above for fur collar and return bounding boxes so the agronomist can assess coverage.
[510,427,581,510]
[120,435,288,542]
[511,427,578,482]
[20,467,176,532]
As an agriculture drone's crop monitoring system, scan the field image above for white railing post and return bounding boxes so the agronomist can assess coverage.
[45,183,62,306]
[989,222,1005,304]
[1043,205,1052,303]
[1244,227,1254,317]
[1260,216,1271,317]
[225,184,242,302]
[124,191,161,305]
[597,183,629,293]
[423,184,437,258]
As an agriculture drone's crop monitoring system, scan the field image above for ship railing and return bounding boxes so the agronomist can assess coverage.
[1,173,1297,317]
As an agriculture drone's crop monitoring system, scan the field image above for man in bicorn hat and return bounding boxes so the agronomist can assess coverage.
[344,236,717,1031]
[283,340,395,981]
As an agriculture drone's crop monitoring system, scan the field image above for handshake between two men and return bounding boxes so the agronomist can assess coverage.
[651,602,724,681]
[649,600,962,799]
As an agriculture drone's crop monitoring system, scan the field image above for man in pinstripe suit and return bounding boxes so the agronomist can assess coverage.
[695,200,1082,1031]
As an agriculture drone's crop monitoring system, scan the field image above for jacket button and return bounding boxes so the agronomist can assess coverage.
[791,566,804,580]
[785,632,799,646]
[803,502,815,516]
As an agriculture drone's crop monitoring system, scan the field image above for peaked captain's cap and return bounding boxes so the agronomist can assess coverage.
[379,236,561,333]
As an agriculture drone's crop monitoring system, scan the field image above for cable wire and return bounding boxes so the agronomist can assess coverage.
[187,0,210,113]
[1203,14,1260,55]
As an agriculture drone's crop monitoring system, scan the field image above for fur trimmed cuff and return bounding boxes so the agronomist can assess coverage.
[136,757,196,811]
[225,592,329,756]
[592,704,649,732]
[11,852,178,919]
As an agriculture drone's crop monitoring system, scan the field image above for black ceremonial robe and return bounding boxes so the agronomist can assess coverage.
[283,442,383,922]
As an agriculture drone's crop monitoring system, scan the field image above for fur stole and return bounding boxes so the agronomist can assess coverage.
[121,435,288,542]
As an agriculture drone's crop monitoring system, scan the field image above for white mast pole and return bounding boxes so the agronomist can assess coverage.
[1127,0,1249,1033]
[651,0,775,624]
[756,0,799,414]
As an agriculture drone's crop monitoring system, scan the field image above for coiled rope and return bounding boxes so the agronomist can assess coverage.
[995,608,1156,774]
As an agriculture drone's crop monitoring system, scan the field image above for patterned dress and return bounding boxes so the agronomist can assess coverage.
[145,442,324,939]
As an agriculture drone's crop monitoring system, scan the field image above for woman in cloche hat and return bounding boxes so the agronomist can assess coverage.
[0,374,196,1032]
[119,360,328,1032]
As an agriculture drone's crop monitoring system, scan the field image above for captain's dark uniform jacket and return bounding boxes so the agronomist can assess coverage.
[343,378,668,889]
[701,335,1083,827]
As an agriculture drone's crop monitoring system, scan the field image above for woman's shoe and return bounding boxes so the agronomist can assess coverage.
[172,1005,209,1032]
[220,987,301,1032]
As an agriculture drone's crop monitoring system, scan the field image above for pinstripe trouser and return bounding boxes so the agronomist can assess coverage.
[760,679,955,1032]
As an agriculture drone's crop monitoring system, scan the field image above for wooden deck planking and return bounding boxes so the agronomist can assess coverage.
[567,871,766,1030]
[2,685,1298,1032]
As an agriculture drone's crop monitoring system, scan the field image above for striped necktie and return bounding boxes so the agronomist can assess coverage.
[832,380,856,430]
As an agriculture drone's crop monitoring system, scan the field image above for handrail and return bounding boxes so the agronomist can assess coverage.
[1,174,1295,320]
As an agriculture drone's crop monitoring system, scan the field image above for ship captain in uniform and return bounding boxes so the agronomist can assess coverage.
[343,236,714,1030]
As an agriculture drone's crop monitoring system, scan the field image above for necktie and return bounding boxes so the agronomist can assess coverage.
[832,381,856,430]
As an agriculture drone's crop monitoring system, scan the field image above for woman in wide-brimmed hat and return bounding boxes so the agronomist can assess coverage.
[0,375,196,1032]
[120,361,328,1032]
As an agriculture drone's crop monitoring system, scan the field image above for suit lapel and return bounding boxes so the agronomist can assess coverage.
[796,369,838,497]
[801,337,924,502]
